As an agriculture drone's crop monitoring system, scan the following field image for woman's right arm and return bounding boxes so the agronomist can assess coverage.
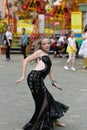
[16,50,42,83]
[49,69,62,91]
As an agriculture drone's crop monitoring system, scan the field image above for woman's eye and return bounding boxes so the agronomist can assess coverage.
[42,43,46,45]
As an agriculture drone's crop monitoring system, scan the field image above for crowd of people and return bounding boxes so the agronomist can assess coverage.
[3,24,87,71]
[50,28,87,71]
[50,34,68,58]
[3,24,87,72]
[3,26,29,60]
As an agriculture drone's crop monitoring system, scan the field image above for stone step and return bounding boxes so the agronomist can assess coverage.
[10,48,21,54]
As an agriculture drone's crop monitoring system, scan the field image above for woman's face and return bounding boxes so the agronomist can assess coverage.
[8,26,11,31]
[41,38,50,52]
[22,29,25,34]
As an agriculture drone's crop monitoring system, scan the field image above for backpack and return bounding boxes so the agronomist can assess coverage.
[3,34,7,45]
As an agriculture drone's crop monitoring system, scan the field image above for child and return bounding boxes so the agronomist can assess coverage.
[64,31,77,71]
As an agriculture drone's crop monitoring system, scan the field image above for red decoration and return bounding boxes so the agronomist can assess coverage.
[49,6,58,16]
[8,2,12,8]
[21,0,30,10]
[36,0,46,14]
[54,22,60,26]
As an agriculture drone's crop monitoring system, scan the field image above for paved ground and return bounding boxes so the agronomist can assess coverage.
[0,54,87,130]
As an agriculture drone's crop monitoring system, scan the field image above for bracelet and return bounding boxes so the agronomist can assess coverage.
[52,80,57,86]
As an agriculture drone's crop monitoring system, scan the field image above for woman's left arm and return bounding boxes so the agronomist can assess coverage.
[49,69,62,91]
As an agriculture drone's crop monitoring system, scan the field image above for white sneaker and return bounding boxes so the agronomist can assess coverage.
[83,66,87,69]
[71,67,76,71]
[64,66,69,70]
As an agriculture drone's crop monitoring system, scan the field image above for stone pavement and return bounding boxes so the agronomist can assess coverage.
[0,54,87,130]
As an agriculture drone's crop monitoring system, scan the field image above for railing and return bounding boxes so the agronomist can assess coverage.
[76,0,87,4]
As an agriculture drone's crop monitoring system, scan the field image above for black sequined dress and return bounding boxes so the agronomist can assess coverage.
[23,55,69,130]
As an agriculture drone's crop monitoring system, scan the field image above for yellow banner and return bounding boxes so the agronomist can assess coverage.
[71,12,82,33]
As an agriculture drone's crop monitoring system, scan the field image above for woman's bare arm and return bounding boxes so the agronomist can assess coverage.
[49,69,62,91]
[16,50,42,83]
[49,69,54,81]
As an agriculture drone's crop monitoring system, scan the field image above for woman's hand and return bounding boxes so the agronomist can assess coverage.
[52,80,62,91]
[16,76,24,83]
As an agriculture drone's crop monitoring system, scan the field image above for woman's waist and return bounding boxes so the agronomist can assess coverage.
[32,64,46,72]
[68,44,76,47]
[8,39,12,41]
[27,69,47,79]
[27,70,44,82]
[28,70,43,77]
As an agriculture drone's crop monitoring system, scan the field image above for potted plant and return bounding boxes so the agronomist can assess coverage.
[0,45,7,54]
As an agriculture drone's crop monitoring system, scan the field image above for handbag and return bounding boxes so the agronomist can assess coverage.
[3,34,7,45]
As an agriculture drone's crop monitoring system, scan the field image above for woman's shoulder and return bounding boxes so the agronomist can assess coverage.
[6,31,11,35]
[73,37,76,40]
[6,31,8,34]
[68,37,71,41]
[33,49,43,57]
[69,37,75,39]
[35,49,43,53]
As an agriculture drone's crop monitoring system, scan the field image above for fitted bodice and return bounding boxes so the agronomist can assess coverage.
[39,55,52,78]
[27,55,52,94]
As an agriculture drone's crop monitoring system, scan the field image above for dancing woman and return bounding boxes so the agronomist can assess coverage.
[16,37,69,130]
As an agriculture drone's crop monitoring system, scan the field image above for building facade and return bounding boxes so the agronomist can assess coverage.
[0,0,16,18]
[0,0,5,19]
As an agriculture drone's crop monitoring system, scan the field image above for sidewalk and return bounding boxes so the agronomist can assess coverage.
[0,54,87,130]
